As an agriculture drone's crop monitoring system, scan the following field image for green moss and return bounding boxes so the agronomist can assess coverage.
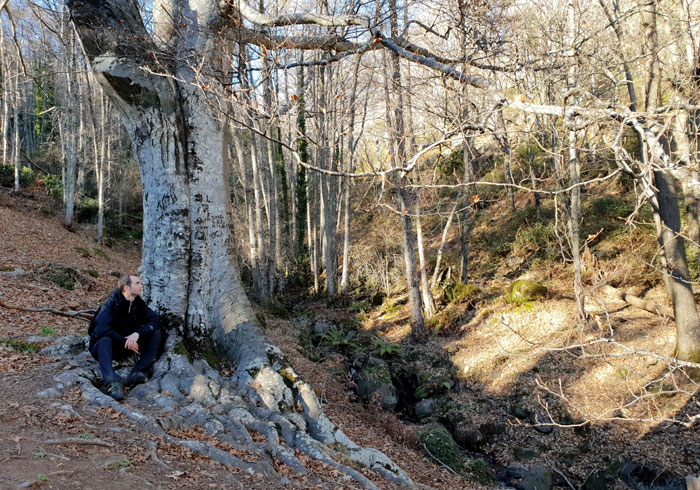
[39,326,56,336]
[74,247,91,258]
[419,423,464,474]
[0,266,15,272]
[466,458,494,485]
[0,337,37,353]
[442,282,480,305]
[174,341,193,362]
[83,269,99,278]
[92,248,109,260]
[280,368,298,388]
[509,280,547,302]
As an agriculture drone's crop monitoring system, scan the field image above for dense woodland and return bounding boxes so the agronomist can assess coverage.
[1,0,700,486]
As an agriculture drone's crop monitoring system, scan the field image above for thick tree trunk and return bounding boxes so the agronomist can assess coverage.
[652,170,700,362]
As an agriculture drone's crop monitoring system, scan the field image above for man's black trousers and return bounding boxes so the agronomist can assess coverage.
[89,330,162,384]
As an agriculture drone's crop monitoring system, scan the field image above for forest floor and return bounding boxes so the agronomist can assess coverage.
[0,189,467,489]
[1,188,699,489]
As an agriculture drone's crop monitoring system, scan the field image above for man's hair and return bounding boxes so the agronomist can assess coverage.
[118,274,137,292]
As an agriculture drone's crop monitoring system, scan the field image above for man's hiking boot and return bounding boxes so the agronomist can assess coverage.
[105,381,125,401]
[126,371,147,388]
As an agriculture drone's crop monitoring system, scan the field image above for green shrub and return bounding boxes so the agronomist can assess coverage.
[512,221,557,258]
[444,282,480,305]
[76,198,100,223]
[590,196,633,219]
[0,164,35,188]
[42,174,63,198]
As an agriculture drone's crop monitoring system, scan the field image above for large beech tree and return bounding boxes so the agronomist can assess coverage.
[64,0,415,483]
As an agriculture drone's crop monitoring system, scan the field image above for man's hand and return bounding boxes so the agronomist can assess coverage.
[125,333,140,353]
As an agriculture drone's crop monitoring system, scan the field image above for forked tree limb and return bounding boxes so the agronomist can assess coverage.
[601,285,674,319]
[0,299,95,322]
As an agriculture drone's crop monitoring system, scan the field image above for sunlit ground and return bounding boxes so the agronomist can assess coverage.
[445,287,698,434]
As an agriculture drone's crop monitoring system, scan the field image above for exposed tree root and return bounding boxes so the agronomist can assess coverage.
[47,333,414,488]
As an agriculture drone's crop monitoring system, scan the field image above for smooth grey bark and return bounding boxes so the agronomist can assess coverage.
[13,71,20,192]
[0,26,8,166]
[651,170,700,362]
[567,0,585,323]
[431,194,460,287]
[386,0,425,337]
[415,201,436,317]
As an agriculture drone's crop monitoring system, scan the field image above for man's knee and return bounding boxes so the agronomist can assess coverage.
[91,336,113,358]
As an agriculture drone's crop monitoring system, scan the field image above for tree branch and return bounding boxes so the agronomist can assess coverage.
[0,298,95,323]
[233,1,370,28]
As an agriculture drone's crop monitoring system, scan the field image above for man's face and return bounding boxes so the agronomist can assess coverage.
[126,276,143,297]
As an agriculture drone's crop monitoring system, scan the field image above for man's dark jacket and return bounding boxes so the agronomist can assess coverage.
[88,288,160,351]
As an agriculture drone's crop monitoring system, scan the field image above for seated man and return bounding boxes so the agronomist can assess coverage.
[88,274,161,401]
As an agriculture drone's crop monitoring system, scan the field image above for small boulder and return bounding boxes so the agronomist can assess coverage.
[355,359,398,411]
[517,465,553,490]
[419,423,464,475]
[620,463,686,490]
[510,280,548,301]
[415,399,435,419]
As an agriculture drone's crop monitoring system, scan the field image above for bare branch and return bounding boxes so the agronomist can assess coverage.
[233,1,370,28]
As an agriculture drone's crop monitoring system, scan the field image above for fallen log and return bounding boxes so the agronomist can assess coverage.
[601,285,674,319]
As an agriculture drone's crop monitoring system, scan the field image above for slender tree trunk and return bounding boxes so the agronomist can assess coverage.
[387,0,425,337]
[13,72,21,192]
[415,201,436,317]
[431,194,460,287]
[567,0,585,323]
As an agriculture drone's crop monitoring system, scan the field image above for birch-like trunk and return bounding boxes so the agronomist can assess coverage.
[415,202,436,317]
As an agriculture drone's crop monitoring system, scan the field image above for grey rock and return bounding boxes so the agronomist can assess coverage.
[193,359,220,381]
[158,414,190,431]
[619,463,686,490]
[530,413,554,434]
[81,385,118,408]
[188,374,218,406]
[160,373,185,398]
[178,402,211,425]
[452,425,484,448]
[517,465,552,490]
[27,335,53,343]
[151,394,178,410]
[415,398,435,419]
[506,464,527,479]
[128,381,160,401]
[41,336,89,358]
[37,387,62,398]
[355,360,398,411]
[204,420,225,436]
[312,319,334,335]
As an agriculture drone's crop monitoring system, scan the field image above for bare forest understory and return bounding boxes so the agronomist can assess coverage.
[1,175,699,490]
